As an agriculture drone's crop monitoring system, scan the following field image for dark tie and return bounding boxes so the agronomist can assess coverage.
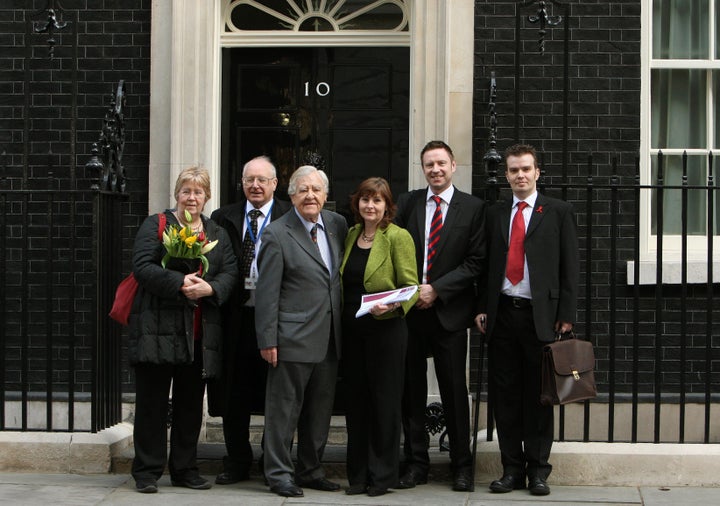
[241,209,262,278]
[426,195,443,280]
[506,201,528,285]
[310,223,319,248]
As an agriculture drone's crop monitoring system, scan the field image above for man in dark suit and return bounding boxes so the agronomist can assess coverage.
[475,144,579,497]
[395,140,486,492]
[255,165,348,498]
[210,156,291,484]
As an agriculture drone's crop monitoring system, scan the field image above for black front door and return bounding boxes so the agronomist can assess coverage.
[220,47,410,219]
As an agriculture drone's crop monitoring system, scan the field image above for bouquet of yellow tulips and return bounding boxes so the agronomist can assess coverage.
[161,210,218,276]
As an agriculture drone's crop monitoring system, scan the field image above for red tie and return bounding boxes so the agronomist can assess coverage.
[506,201,528,285]
[427,196,443,280]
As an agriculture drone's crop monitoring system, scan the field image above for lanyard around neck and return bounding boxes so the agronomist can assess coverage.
[245,201,274,244]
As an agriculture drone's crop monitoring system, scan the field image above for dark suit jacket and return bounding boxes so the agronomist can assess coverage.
[480,193,579,342]
[396,187,486,332]
[210,198,292,295]
[208,197,291,415]
[255,209,348,363]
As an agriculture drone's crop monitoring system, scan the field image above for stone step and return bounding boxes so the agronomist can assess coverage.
[111,441,456,482]
[116,414,454,480]
[204,415,349,445]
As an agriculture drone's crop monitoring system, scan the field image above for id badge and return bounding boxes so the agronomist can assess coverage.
[244,260,259,290]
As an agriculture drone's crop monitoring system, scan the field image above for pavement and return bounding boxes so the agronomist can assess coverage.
[1,472,719,505]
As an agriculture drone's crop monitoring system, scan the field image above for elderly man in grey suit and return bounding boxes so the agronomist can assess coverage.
[255,165,348,498]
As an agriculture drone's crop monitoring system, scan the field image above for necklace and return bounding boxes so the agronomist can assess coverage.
[361,231,375,242]
[175,211,203,233]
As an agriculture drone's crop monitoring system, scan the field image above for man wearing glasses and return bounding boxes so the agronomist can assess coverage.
[210,156,291,485]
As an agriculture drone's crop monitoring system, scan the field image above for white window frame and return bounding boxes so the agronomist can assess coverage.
[635,0,720,283]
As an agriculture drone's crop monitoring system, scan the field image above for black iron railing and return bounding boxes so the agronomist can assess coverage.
[0,77,127,433]
[474,150,720,444]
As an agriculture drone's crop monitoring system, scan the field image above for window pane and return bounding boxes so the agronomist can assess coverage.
[651,69,706,149]
[228,0,408,31]
[651,154,715,235]
[653,0,709,59]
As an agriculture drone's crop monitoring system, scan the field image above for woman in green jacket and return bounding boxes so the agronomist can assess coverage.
[340,177,419,497]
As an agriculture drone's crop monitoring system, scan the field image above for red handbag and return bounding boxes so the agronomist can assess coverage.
[109,213,166,325]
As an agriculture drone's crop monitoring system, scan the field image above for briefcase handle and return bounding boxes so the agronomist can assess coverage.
[554,330,576,341]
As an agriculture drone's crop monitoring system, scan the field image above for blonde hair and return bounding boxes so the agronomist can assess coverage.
[174,166,211,200]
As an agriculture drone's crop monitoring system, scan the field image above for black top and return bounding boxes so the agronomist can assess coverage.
[342,242,370,318]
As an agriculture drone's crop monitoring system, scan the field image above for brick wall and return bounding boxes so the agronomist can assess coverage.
[473,0,641,174]
[472,1,720,399]
[1,0,717,413]
[0,1,151,398]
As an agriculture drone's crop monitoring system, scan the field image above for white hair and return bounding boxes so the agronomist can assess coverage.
[287,165,329,196]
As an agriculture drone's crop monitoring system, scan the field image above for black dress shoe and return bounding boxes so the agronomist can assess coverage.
[396,468,428,489]
[452,467,474,492]
[528,476,551,496]
[367,486,388,497]
[171,476,212,490]
[215,470,249,485]
[296,477,341,491]
[270,480,304,497]
[135,479,158,493]
[489,474,525,493]
[346,484,368,495]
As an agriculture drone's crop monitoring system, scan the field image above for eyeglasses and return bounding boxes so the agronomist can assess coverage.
[242,176,275,187]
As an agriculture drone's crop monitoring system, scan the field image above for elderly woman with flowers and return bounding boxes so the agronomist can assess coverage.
[128,166,237,494]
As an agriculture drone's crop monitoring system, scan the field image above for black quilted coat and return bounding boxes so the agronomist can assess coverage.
[128,211,237,379]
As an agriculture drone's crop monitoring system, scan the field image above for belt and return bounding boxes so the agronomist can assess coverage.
[500,294,532,309]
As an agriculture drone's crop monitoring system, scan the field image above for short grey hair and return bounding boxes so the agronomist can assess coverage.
[287,165,329,196]
[242,155,277,178]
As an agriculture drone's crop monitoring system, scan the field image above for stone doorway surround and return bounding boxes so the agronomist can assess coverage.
[147,0,475,214]
[146,0,474,416]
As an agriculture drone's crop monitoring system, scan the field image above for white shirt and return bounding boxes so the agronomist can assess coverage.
[295,209,333,273]
[243,200,274,306]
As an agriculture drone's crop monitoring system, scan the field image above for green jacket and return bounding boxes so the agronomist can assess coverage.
[340,222,419,319]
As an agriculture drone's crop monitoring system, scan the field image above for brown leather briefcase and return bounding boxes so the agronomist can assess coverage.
[540,334,597,406]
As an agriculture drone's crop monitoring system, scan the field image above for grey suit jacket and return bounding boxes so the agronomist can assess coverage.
[255,209,348,363]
